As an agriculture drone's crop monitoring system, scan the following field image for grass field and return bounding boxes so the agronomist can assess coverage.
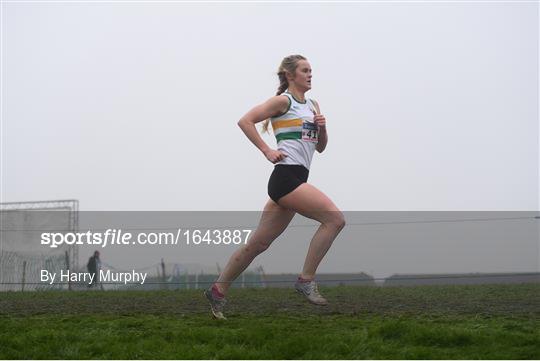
[1,283,539,359]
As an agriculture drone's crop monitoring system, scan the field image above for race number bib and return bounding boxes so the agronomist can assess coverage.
[302,122,318,143]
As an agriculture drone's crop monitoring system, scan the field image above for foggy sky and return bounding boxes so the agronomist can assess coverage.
[2,1,538,211]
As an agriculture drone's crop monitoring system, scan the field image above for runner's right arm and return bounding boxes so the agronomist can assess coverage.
[238,96,289,163]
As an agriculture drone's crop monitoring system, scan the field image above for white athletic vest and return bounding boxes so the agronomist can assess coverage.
[270,92,319,170]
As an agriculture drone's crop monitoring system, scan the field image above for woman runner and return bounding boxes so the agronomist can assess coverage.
[205,54,346,319]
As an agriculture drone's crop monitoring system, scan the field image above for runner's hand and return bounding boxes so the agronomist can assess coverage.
[264,149,287,163]
[314,114,326,129]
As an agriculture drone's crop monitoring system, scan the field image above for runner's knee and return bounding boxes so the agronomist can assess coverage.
[323,211,346,231]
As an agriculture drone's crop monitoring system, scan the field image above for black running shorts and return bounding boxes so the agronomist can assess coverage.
[267,164,309,203]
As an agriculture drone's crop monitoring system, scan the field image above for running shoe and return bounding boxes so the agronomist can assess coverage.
[204,287,227,320]
[294,279,329,306]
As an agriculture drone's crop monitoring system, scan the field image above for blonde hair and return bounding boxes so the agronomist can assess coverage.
[262,54,307,133]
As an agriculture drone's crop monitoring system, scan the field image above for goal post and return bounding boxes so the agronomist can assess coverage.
[0,199,79,291]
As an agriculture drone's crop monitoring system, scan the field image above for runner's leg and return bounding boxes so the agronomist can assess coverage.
[277,183,345,279]
[215,199,295,294]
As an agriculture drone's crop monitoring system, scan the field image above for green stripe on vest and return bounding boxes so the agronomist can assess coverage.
[276,132,302,142]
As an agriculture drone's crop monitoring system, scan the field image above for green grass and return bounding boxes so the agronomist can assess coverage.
[1,284,539,359]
